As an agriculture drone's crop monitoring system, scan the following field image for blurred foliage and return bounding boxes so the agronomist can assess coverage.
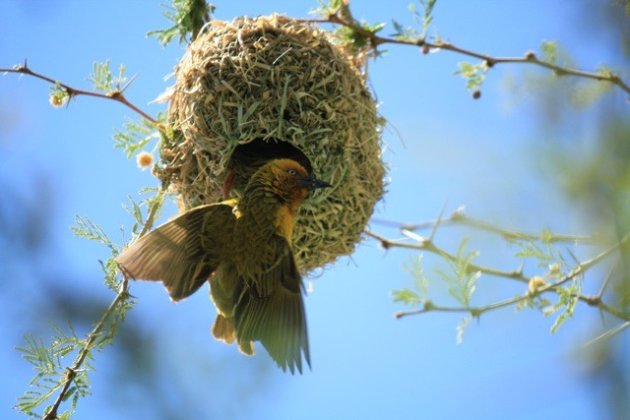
[518,1,630,417]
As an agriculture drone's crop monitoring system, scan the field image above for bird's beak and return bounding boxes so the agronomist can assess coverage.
[298,175,331,190]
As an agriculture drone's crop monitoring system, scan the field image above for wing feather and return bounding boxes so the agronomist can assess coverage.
[116,203,235,301]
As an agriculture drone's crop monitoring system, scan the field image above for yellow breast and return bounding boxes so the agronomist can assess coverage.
[273,205,296,242]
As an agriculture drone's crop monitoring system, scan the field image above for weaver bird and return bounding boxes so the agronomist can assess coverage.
[223,138,312,198]
[116,159,330,374]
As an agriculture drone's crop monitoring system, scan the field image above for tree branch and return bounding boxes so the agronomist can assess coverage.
[41,186,166,419]
[373,210,596,244]
[388,232,630,322]
[365,229,528,283]
[43,279,130,420]
[303,9,630,97]
[1,62,157,123]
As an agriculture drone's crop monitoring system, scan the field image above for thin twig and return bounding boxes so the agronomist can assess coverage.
[428,202,448,242]
[1,62,156,123]
[372,213,595,244]
[390,232,630,322]
[301,11,630,97]
[597,263,617,299]
[583,321,630,347]
[365,229,528,283]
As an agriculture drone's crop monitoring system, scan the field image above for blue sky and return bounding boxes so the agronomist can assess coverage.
[1,1,628,419]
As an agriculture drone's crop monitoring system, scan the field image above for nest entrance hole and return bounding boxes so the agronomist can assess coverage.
[228,138,313,175]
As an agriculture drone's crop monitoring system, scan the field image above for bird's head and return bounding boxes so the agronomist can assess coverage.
[256,159,330,207]
[222,139,314,199]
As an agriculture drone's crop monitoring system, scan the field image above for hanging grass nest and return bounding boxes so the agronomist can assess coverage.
[156,14,385,272]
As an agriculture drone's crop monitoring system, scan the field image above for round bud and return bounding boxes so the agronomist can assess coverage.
[49,93,67,108]
[136,151,153,170]
[548,263,561,275]
[528,276,546,294]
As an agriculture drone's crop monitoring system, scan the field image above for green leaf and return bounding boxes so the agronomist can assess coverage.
[514,240,564,270]
[540,40,558,65]
[61,387,76,402]
[99,257,122,292]
[420,0,437,36]
[71,215,116,251]
[392,289,421,306]
[113,117,160,159]
[395,255,429,307]
[335,25,370,50]
[409,254,429,297]
[58,411,74,420]
[89,61,128,95]
[455,61,489,90]
[390,19,421,42]
[15,335,68,416]
[363,21,386,34]
[549,283,580,334]
[147,0,214,46]
[436,238,480,307]
[310,0,346,18]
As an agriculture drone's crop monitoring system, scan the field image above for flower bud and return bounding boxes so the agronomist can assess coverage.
[528,276,546,294]
[136,151,153,170]
[49,92,67,108]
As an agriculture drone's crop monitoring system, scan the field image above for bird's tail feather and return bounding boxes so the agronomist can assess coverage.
[212,314,236,344]
[235,285,310,374]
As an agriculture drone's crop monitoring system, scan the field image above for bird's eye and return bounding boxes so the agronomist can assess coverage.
[287,169,297,176]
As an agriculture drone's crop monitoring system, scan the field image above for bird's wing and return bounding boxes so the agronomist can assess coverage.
[233,235,310,374]
[116,203,236,301]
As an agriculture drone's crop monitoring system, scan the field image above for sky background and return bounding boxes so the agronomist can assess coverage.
[1,1,628,419]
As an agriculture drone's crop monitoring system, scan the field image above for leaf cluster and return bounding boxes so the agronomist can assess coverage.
[16,329,90,419]
[147,0,214,46]
[113,115,165,159]
[455,61,489,91]
[89,61,129,96]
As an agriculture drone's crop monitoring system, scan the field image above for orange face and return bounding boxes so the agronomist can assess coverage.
[268,158,330,214]
[270,159,311,207]
[271,159,309,179]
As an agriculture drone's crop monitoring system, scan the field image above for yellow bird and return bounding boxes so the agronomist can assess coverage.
[116,159,330,374]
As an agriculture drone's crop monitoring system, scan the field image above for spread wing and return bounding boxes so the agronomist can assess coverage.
[116,203,236,301]
[233,235,310,374]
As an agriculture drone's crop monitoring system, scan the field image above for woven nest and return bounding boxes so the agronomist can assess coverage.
[156,14,385,272]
